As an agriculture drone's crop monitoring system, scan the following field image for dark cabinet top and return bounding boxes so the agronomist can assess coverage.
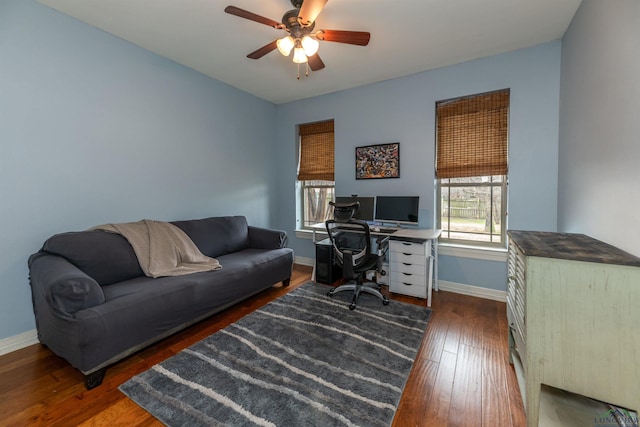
[507,230,640,267]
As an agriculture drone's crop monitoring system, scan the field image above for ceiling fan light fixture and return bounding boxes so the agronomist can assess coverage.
[292,46,308,64]
[301,36,319,56]
[276,36,295,56]
[224,2,369,77]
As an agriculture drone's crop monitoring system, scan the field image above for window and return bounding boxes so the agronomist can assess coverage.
[435,89,509,246]
[299,180,335,228]
[297,120,335,229]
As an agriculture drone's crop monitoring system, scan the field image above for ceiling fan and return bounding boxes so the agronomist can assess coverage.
[224,0,370,78]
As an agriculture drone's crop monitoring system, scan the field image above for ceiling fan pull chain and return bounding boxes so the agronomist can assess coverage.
[305,62,309,77]
[297,63,301,80]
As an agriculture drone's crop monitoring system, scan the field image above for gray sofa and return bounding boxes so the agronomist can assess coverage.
[28,216,294,389]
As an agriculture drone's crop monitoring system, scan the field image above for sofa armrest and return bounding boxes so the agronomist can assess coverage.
[29,253,105,318]
[248,226,288,250]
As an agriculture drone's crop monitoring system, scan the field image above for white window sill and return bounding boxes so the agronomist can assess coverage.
[438,243,507,262]
[295,229,327,241]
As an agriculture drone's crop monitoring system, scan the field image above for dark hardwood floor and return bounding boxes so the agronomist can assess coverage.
[0,264,525,426]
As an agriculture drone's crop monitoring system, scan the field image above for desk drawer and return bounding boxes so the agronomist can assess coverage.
[390,251,426,266]
[391,271,425,286]
[390,241,426,255]
[390,262,426,276]
[390,279,427,298]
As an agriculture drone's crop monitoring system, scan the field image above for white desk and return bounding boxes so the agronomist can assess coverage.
[311,224,441,306]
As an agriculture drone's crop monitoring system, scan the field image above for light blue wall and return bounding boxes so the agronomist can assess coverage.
[0,1,277,340]
[275,41,562,291]
[558,0,640,256]
[0,0,565,343]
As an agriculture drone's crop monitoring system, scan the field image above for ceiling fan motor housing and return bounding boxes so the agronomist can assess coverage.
[282,9,315,37]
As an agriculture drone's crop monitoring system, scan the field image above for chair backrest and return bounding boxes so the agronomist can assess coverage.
[330,201,360,223]
[325,219,372,277]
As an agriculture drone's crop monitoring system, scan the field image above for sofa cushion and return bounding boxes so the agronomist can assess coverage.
[42,230,144,285]
[172,216,250,258]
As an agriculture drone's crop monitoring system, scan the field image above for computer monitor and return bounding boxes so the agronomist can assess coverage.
[375,196,420,226]
[334,196,375,221]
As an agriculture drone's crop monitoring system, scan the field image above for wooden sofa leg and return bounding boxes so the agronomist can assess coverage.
[283,278,290,287]
[84,368,106,390]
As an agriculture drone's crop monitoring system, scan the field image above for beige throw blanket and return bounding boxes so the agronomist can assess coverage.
[92,220,222,278]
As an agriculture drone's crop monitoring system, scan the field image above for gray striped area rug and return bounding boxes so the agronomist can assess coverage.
[119,282,431,426]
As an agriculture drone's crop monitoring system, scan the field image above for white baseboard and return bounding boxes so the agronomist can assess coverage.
[0,329,39,356]
[438,280,507,302]
[295,256,314,267]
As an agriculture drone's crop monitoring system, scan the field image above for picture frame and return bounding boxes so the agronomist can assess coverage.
[355,142,400,180]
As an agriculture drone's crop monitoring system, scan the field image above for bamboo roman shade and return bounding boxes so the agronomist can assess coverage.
[435,89,509,179]
[297,120,335,181]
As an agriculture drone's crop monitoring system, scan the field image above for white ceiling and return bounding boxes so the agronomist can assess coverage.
[37,0,582,104]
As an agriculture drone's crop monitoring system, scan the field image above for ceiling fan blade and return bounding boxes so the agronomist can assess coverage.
[298,0,328,26]
[317,30,370,46]
[247,40,278,59]
[224,6,282,28]
[308,53,325,71]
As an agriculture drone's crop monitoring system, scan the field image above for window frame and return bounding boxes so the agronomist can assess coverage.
[436,175,508,247]
[434,89,510,248]
[295,119,335,231]
[297,179,335,231]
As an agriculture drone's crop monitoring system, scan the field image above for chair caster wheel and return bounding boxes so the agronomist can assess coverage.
[383,299,389,305]
[327,291,334,297]
[349,303,356,310]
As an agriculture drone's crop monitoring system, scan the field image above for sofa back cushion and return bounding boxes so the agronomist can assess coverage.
[172,216,250,258]
[42,230,144,286]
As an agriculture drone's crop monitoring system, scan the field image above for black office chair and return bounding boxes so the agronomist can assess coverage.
[325,201,390,310]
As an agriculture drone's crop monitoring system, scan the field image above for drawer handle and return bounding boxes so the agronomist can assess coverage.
[402,252,412,256]
[402,242,411,246]
[402,282,413,286]
[402,262,412,266]
[402,273,413,276]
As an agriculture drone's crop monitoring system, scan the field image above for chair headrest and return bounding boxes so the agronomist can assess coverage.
[330,201,359,223]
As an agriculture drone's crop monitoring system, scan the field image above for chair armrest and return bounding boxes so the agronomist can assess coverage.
[248,226,288,250]
[28,253,105,318]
